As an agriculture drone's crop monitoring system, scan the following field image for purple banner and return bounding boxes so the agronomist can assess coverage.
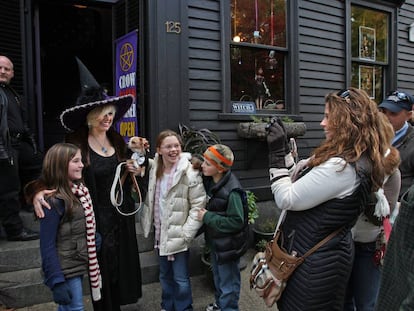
[114,30,138,141]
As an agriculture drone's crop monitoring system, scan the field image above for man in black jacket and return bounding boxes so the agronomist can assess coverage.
[379,90,414,199]
[0,55,40,241]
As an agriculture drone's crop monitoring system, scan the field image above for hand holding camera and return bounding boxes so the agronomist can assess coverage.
[266,117,290,168]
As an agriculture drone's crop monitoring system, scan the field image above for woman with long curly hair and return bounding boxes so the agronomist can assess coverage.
[266,88,394,310]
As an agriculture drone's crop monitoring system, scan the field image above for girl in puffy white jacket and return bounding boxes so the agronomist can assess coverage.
[141,129,206,311]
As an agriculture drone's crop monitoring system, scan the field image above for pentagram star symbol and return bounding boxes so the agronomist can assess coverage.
[120,43,134,72]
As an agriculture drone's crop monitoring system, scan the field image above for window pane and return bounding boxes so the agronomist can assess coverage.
[231,46,285,110]
[351,63,383,103]
[351,6,388,62]
[231,0,287,47]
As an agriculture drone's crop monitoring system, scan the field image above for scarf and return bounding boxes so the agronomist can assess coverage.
[71,182,102,301]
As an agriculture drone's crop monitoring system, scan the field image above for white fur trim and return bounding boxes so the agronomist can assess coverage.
[374,188,390,218]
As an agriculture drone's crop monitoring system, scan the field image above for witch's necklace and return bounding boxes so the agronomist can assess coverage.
[90,135,108,154]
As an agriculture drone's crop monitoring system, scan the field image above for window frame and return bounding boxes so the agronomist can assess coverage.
[220,0,300,121]
[346,1,397,98]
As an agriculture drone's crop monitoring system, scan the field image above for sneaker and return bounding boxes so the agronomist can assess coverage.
[206,303,221,311]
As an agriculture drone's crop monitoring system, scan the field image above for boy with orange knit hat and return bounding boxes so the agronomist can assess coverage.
[197,144,249,311]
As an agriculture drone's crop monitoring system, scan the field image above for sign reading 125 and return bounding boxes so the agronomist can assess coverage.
[165,21,181,34]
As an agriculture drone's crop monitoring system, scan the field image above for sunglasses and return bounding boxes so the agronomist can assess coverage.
[336,89,352,104]
[386,91,411,103]
[337,89,350,99]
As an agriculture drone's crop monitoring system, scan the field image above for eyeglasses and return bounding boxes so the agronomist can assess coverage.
[160,144,181,151]
[386,91,411,103]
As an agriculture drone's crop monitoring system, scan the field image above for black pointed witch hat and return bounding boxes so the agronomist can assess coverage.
[59,57,134,132]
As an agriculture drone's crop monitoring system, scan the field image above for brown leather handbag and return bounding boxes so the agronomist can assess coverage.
[250,210,343,307]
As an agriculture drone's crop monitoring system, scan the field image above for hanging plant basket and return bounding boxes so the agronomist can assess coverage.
[237,121,306,140]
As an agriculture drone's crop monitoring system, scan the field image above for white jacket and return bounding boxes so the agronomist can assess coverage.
[140,152,206,256]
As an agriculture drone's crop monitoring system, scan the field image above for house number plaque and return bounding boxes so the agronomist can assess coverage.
[165,21,181,34]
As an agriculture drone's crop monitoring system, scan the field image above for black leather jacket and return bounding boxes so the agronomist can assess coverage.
[0,84,38,162]
[0,86,11,162]
[394,125,414,198]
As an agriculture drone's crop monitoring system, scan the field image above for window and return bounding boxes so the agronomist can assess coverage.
[230,0,287,112]
[350,6,388,103]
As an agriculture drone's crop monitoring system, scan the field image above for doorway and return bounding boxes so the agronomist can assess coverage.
[35,0,114,148]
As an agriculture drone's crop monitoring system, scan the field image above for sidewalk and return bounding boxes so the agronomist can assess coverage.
[10,249,277,311]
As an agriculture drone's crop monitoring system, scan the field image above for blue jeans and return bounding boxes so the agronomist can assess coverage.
[211,254,240,311]
[159,250,193,311]
[344,242,380,311]
[58,276,84,311]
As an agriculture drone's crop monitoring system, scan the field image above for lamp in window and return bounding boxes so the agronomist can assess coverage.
[409,22,414,43]
[232,0,242,43]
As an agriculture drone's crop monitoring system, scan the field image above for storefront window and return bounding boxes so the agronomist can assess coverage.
[230,0,287,111]
[350,6,388,103]
[231,0,286,47]
[351,64,383,102]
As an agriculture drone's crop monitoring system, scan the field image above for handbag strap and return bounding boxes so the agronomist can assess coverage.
[302,226,344,259]
[272,209,287,238]
[272,210,344,258]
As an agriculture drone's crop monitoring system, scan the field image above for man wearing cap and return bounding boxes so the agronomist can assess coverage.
[0,55,40,241]
[379,90,414,199]
[376,92,414,311]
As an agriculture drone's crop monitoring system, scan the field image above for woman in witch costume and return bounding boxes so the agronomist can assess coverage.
[26,59,143,311]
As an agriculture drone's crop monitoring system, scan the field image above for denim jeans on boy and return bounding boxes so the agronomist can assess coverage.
[211,254,240,311]
[159,250,193,311]
[344,241,380,311]
[58,275,84,311]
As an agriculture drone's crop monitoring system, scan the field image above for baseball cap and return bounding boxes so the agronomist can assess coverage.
[378,91,414,113]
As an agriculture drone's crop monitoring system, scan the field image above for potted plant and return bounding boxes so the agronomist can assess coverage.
[253,218,277,243]
[252,201,281,245]
[246,190,259,225]
[255,238,268,252]
[237,116,306,140]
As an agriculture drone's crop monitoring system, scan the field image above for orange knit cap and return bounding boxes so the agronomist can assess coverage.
[203,144,234,172]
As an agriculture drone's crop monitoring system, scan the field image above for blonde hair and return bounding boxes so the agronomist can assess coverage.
[86,104,116,128]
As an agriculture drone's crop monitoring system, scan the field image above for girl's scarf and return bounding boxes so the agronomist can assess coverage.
[71,182,102,301]
[153,160,178,261]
